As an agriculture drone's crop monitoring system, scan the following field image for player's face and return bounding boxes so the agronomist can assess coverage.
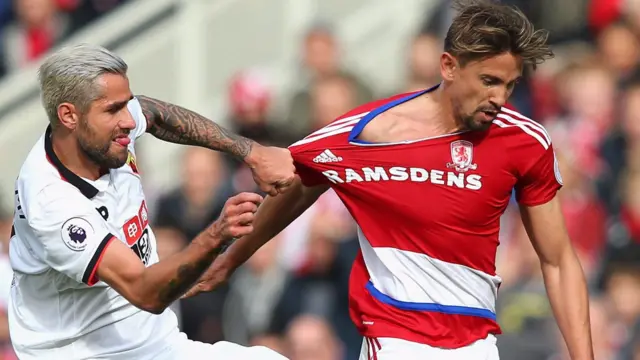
[442,52,523,131]
[78,74,136,169]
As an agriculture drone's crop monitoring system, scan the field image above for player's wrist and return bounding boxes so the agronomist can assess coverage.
[242,141,261,169]
[196,224,228,252]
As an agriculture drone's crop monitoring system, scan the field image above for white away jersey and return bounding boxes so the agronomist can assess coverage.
[8,98,179,360]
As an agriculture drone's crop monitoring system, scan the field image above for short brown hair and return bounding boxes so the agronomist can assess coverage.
[444,0,553,69]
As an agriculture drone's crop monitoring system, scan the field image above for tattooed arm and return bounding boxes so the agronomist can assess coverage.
[136,95,296,195]
[137,95,253,160]
[96,193,262,314]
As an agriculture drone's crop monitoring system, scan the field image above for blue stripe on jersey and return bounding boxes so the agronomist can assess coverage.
[348,84,441,144]
[365,281,497,321]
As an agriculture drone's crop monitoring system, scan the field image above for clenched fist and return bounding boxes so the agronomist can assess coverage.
[244,144,296,196]
[208,192,263,245]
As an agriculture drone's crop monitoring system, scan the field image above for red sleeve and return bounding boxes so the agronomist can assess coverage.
[514,145,563,206]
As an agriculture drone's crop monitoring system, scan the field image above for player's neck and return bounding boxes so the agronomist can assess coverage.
[429,85,465,133]
[392,85,461,136]
[50,130,105,181]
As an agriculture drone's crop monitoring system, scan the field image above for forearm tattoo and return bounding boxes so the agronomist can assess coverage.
[156,247,224,304]
[137,95,254,160]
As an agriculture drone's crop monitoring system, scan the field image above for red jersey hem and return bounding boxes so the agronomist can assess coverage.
[357,320,501,349]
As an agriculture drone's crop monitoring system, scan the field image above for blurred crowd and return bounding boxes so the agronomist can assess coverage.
[1,0,640,359]
[0,0,129,78]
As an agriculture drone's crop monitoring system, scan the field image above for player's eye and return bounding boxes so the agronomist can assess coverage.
[107,104,125,114]
[481,76,499,87]
[506,78,520,91]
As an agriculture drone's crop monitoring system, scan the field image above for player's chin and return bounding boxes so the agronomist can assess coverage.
[107,147,128,167]
[111,155,128,169]
[468,118,493,131]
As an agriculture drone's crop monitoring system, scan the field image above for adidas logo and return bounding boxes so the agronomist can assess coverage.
[313,149,343,163]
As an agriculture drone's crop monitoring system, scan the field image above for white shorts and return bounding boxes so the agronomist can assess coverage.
[159,332,289,360]
[359,334,499,360]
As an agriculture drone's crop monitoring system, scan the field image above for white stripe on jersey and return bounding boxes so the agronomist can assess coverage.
[358,228,500,315]
[304,119,361,138]
[324,111,370,127]
[305,112,369,139]
[299,112,369,139]
[290,112,368,147]
[494,115,550,150]
[497,111,551,146]
[290,127,354,147]
[500,107,551,141]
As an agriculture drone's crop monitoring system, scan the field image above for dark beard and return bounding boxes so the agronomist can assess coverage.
[462,116,492,131]
[80,138,126,169]
[77,121,128,170]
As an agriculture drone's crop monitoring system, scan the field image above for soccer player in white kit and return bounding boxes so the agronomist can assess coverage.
[8,44,294,360]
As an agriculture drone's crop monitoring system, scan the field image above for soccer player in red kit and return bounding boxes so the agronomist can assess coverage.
[185,1,594,359]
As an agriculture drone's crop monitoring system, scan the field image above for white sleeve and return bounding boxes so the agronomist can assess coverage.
[127,97,148,140]
[26,184,115,286]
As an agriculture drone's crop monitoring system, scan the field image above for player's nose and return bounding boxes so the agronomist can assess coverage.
[488,89,508,109]
[119,112,137,130]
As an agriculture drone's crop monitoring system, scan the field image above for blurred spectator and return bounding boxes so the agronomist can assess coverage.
[310,74,358,130]
[622,0,640,35]
[153,147,230,242]
[58,0,128,34]
[285,315,343,360]
[0,0,130,79]
[154,227,186,260]
[285,23,374,138]
[222,235,288,345]
[596,20,640,82]
[249,334,287,357]
[152,147,233,344]
[0,0,12,29]
[226,69,296,148]
[223,68,299,196]
[269,224,342,335]
[587,298,618,360]
[553,146,607,271]
[547,61,617,177]
[402,32,442,93]
[598,79,640,212]
[550,297,620,360]
[269,205,360,360]
[589,0,624,34]
[606,266,640,333]
[278,189,353,273]
[2,0,69,70]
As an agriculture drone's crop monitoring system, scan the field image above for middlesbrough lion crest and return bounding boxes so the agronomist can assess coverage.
[446,140,477,172]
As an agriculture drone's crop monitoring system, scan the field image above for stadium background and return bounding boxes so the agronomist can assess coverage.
[0,0,638,359]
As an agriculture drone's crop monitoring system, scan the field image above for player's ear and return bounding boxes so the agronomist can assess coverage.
[57,102,80,130]
[440,52,458,81]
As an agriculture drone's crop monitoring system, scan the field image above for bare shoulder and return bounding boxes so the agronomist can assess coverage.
[359,110,432,143]
[357,112,398,142]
